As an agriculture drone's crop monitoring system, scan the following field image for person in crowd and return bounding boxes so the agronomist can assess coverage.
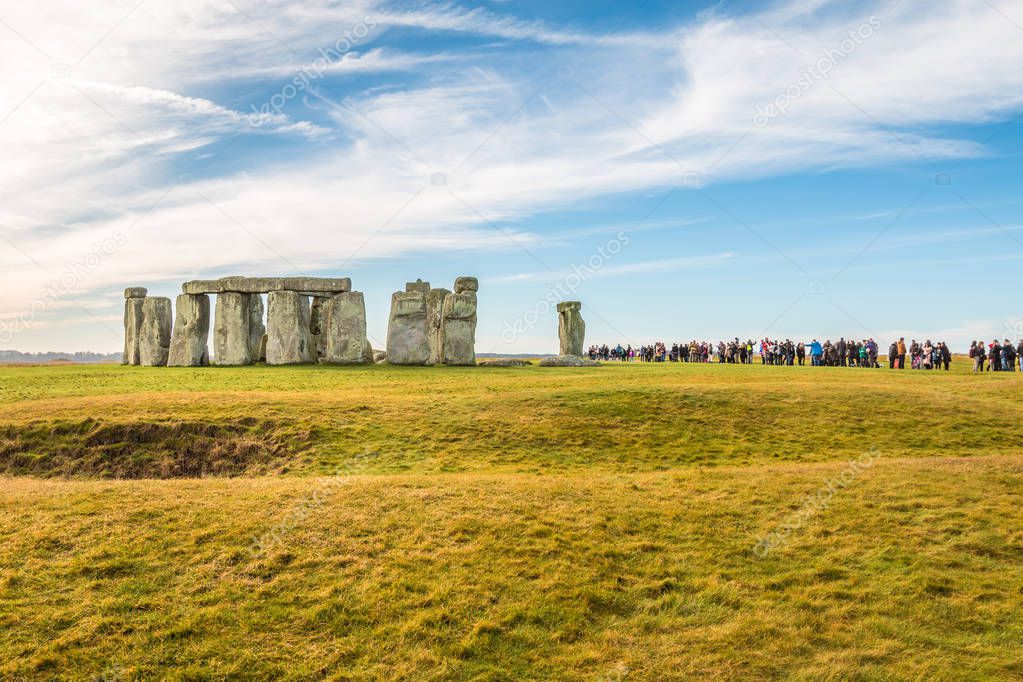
[897,337,907,369]
[807,339,823,366]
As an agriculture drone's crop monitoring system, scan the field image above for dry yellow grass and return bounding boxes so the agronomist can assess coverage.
[1,362,1021,679]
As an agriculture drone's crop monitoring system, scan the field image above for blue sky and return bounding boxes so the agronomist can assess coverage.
[1,0,1022,354]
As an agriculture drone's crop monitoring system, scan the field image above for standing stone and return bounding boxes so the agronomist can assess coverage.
[265,291,314,365]
[122,287,146,365]
[557,301,585,356]
[386,289,429,365]
[248,295,265,363]
[322,291,370,364]
[426,288,450,365]
[213,292,256,365]
[441,276,478,366]
[310,296,330,361]
[167,294,210,367]
[139,297,172,367]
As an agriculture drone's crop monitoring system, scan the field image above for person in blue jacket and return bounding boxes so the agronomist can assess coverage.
[806,339,823,366]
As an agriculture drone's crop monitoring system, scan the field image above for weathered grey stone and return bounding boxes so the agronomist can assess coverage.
[248,295,265,362]
[454,276,478,294]
[557,301,585,357]
[139,297,172,367]
[373,350,387,363]
[386,290,429,365]
[405,279,431,294]
[213,292,256,365]
[167,294,210,367]
[265,291,314,365]
[363,340,375,364]
[322,291,369,364]
[426,288,450,365]
[124,287,148,300]
[539,354,600,367]
[122,297,144,365]
[183,276,351,296]
[441,290,477,366]
[310,296,329,361]
[259,334,267,363]
[479,358,530,367]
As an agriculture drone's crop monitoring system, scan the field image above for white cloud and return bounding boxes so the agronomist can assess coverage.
[2,0,1023,351]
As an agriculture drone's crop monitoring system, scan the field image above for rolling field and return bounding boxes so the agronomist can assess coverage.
[1,361,1022,679]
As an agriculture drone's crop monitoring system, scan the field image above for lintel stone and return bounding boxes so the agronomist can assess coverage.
[183,276,351,295]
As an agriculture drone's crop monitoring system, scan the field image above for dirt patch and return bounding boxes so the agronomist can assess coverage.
[0,418,309,478]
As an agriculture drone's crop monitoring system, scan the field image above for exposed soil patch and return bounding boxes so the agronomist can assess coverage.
[0,418,309,478]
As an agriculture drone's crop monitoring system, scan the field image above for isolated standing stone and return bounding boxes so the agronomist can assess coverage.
[139,297,172,367]
[265,291,314,365]
[426,288,450,365]
[386,290,429,365]
[557,301,585,357]
[122,288,146,365]
[322,291,370,364]
[213,292,256,365]
[167,294,210,367]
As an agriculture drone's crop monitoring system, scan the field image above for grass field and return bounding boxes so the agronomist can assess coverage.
[1,361,1022,679]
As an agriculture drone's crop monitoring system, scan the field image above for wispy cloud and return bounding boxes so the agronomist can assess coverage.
[484,252,735,284]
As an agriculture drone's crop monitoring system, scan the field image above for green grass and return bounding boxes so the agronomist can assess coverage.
[1,360,1021,477]
[1,361,1021,679]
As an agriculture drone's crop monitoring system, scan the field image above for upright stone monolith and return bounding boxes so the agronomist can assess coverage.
[310,296,329,361]
[322,291,370,364]
[139,297,172,367]
[441,276,478,366]
[213,292,256,365]
[265,291,314,365]
[426,287,450,365]
[122,287,147,365]
[167,294,210,367]
[386,289,429,365]
[248,294,265,362]
[557,301,585,356]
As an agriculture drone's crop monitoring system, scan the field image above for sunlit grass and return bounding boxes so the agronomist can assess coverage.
[0,361,1021,678]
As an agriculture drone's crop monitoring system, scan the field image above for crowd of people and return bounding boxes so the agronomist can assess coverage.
[969,339,1022,372]
[586,337,1023,372]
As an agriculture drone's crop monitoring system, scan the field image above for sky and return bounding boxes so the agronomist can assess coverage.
[1,0,1022,355]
